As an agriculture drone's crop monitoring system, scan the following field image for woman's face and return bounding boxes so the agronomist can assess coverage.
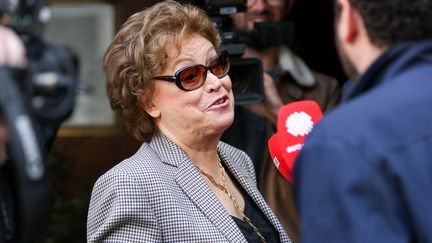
[146,33,235,141]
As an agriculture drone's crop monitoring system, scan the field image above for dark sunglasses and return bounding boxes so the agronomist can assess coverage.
[152,50,230,91]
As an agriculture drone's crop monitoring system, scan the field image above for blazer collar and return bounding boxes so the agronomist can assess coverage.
[148,131,246,242]
[219,150,289,241]
[148,131,186,167]
[148,131,288,242]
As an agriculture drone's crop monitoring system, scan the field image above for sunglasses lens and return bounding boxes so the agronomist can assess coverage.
[175,51,230,91]
[178,65,206,90]
[210,52,229,78]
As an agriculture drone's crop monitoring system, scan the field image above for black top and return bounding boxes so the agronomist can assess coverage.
[222,165,281,243]
[222,156,281,242]
[232,193,281,242]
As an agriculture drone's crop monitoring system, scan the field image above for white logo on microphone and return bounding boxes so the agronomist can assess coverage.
[285,111,314,137]
[286,143,303,153]
[272,157,280,169]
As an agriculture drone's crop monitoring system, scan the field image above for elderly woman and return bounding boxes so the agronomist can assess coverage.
[86,1,290,242]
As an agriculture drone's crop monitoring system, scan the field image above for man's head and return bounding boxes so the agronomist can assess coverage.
[334,0,432,80]
[232,0,294,33]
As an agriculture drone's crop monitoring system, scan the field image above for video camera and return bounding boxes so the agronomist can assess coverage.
[187,0,294,104]
[0,0,78,242]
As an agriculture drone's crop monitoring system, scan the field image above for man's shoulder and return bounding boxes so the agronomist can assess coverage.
[309,77,432,151]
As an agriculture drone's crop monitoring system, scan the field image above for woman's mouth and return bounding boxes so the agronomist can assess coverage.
[208,95,229,110]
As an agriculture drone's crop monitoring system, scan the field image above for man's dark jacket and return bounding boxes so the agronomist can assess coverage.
[294,40,432,242]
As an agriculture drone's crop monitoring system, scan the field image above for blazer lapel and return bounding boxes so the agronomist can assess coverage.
[149,132,246,242]
[218,148,289,240]
[176,158,246,242]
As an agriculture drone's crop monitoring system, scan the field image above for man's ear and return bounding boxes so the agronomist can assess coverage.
[337,0,360,44]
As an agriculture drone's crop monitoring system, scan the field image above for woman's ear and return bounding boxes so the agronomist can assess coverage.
[138,92,161,118]
[143,101,161,119]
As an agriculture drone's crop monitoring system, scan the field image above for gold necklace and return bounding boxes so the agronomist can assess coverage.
[196,155,266,243]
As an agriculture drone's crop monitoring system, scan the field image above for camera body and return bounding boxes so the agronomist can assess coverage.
[1,0,77,131]
[0,0,78,242]
[188,0,294,104]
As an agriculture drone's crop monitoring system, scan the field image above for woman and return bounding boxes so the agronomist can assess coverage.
[87,1,290,242]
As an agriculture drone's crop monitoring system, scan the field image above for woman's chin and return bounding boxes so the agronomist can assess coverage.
[218,116,235,133]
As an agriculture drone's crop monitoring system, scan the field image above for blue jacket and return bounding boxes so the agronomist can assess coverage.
[294,40,432,243]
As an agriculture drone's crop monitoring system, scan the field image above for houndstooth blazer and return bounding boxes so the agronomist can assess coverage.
[87,131,291,242]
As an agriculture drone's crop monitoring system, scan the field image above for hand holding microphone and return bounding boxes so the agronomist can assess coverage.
[268,100,323,182]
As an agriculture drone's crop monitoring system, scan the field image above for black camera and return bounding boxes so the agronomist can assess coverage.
[0,0,78,242]
[187,0,294,104]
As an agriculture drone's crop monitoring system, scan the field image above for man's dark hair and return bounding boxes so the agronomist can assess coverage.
[335,0,432,47]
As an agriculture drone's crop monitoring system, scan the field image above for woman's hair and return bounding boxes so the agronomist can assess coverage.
[104,0,221,142]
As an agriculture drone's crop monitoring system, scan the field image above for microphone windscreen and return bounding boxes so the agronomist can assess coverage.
[268,132,293,182]
[268,100,323,183]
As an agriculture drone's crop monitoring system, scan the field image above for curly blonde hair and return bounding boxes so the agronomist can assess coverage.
[104,0,221,142]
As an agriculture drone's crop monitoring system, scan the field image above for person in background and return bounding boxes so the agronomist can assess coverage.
[86,1,290,242]
[294,0,432,241]
[222,0,341,241]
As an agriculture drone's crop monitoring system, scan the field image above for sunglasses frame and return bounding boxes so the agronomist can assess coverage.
[152,50,230,91]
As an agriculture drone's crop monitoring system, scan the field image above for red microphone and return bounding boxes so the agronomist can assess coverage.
[268,100,323,182]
